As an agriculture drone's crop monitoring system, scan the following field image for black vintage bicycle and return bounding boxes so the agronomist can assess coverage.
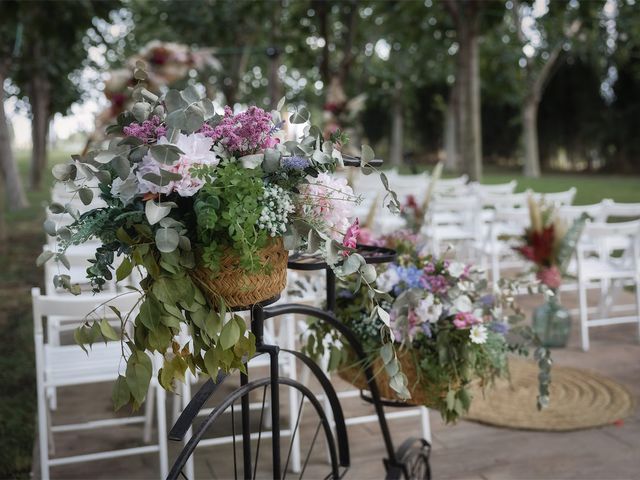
[167,158,431,480]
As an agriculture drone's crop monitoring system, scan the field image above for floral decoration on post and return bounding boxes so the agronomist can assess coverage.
[303,232,553,423]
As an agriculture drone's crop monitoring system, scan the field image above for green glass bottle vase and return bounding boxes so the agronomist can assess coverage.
[532,292,571,348]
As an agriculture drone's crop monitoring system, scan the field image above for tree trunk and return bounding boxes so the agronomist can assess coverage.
[522,98,541,178]
[0,71,28,210]
[389,81,404,167]
[470,31,482,181]
[444,82,459,172]
[454,6,482,181]
[29,72,51,189]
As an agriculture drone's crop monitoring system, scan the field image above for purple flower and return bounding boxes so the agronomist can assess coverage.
[200,106,274,155]
[480,295,495,307]
[421,274,449,295]
[490,322,509,335]
[123,116,166,143]
[421,322,432,338]
[281,156,310,170]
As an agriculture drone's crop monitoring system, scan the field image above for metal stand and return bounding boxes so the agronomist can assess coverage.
[167,155,432,479]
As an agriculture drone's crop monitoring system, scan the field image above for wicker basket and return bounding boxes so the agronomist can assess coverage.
[190,238,288,308]
[337,349,451,408]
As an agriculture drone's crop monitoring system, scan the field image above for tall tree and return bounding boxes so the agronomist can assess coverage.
[510,0,601,177]
[0,3,28,210]
[8,1,117,189]
[444,0,484,181]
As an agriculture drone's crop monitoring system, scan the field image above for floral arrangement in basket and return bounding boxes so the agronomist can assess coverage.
[303,231,552,422]
[514,196,587,291]
[39,64,400,409]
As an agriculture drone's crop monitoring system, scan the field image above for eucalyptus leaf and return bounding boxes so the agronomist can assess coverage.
[48,202,65,214]
[181,85,201,104]
[150,144,183,165]
[132,102,152,123]
[361,144,375,163]
[79,187,93,205]
[36,250,54,267]
[142,170,182,187]
[165,90,187,112]
[52,163,77,181]
[290,107,310,124]
[145,200,173,225]
[43,219,57,237]
[95,151,116,164]
[112,155,131,180]
[156,228,180,253]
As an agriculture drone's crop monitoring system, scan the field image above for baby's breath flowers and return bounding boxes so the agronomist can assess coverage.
[259,185,295,237]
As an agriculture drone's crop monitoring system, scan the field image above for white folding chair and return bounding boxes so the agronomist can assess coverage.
[576,220,640,351]
[424,195,482,260]
[32,288,168,480]
[476,207,530,282]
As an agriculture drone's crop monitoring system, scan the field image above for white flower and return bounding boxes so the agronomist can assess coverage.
[469,324,488,344]
[376,267,400,292]
[137,133,218,197]
[448,262,465,278]
[111,171,139,205]
[415,295,444,324]
[239,153,264,169]
[453,294,473,313]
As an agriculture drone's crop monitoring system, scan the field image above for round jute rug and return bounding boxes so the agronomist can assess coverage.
[465,358,635,431]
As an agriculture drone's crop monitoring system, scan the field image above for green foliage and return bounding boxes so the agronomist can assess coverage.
[194,162,269,272]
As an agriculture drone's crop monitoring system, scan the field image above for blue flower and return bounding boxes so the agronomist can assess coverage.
[281,156,310,170]
[393,265,423,294]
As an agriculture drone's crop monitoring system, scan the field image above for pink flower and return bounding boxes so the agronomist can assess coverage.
[200,106,275,155]
[342,218,360,254]
[123,116,167,143]
[297,172,357,241]
[453,311,480,329]
[263,136,280,149]
[537,265,562,290]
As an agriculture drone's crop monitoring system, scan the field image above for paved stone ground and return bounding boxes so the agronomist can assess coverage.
[34,288,639,479]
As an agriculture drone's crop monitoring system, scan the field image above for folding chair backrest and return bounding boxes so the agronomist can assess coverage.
[481,191,530,210]
[601,200,640,221]
[472,180,517,195]
[532,187,577,207]
[32,287,142,338]
[558,201,607,223]
[582,220,640,261]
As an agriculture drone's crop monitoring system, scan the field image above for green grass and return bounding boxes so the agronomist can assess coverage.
[0,149,70,479]
[0,151,638,477]
[479,166,640,205]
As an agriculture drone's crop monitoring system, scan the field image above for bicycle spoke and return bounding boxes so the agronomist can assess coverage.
[252,385,268,480]
[282,395,305,479]
[179,469,189,480]
[231,403,238,480]
[299,420,322,479]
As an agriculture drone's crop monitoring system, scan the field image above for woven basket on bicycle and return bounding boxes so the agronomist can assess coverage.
[190,238,288,308]
[338,349,454,407]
